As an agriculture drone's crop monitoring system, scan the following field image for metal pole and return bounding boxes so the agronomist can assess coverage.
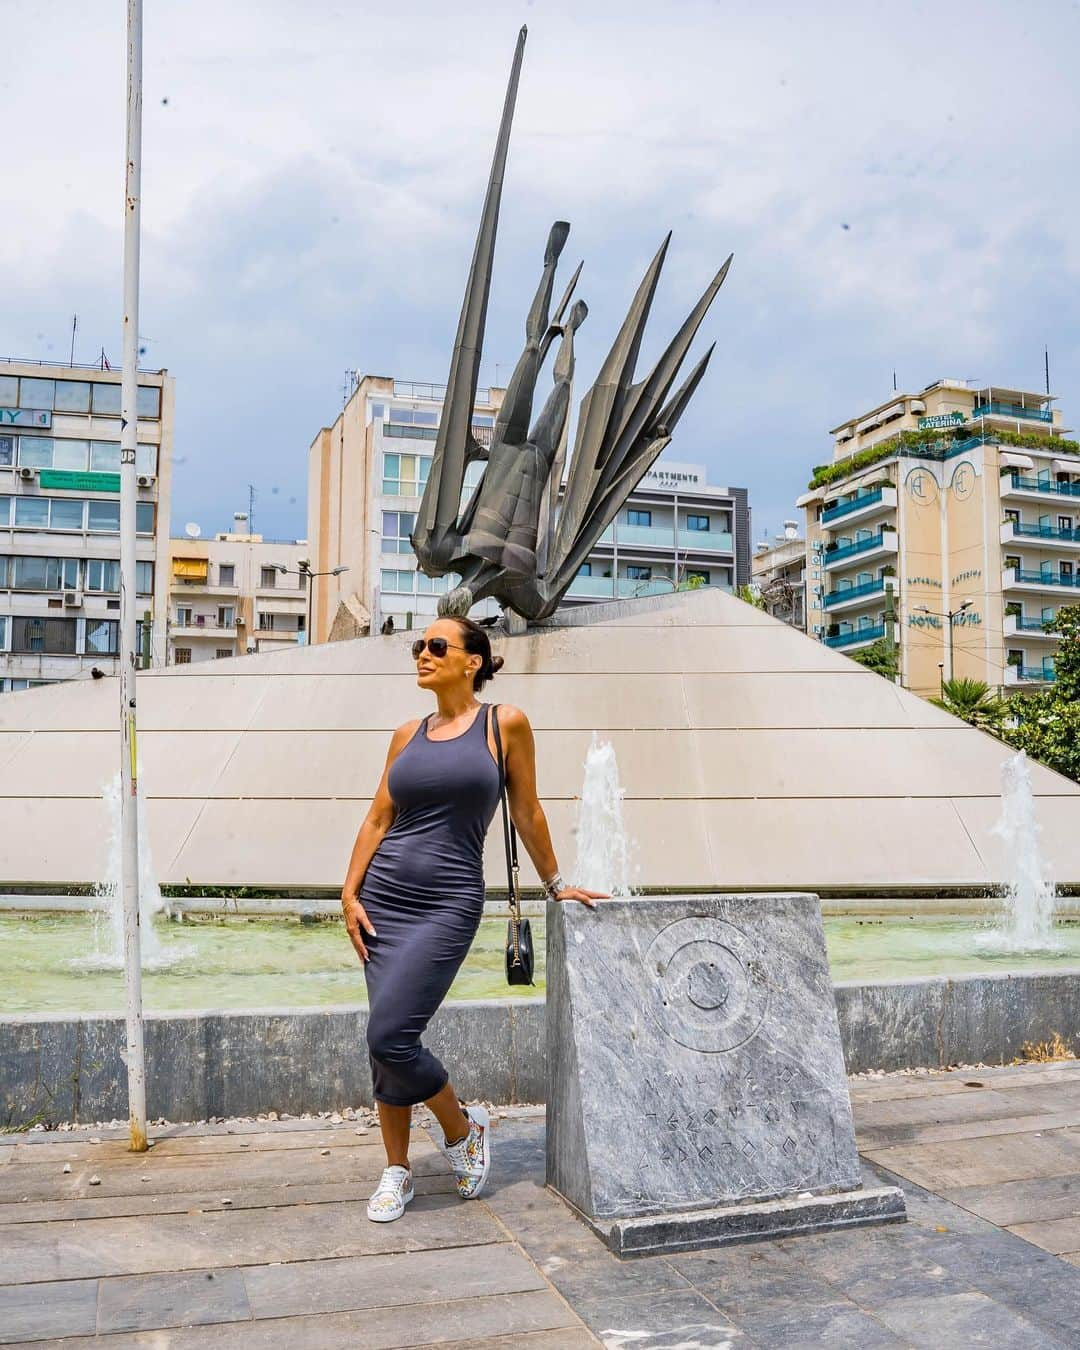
[305,568,314,643]
[947,611,955,684]
[119,0,148,1153]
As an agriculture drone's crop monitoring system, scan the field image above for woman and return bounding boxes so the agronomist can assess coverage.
[340,615,605,1222]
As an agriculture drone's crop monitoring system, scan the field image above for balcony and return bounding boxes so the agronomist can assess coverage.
[1002,566,1080,593]
[1001,521,1080,550]
[593,523,733,552]
[1003,614,1060,639]
[821,485,897,528]
[1001,472,1080,502]
[973,402,1053,424]
[1005,664,1056,686]
[172,577,239,597]
[822,577,896,611]
[172,618,238,638]
[825,622,887,649]
[564,576,685,600]
[823,528,898,569]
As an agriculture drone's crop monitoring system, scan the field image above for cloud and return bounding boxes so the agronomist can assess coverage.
[1,0,1079,542]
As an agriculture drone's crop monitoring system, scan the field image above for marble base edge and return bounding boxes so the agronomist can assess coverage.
[577,1185,908,1259]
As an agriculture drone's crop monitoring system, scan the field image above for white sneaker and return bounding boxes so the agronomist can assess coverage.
[366,1165,414,1222]
[443,1104,491,1200]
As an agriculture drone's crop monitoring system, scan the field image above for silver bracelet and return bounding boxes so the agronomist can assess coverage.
[542,873,564,899]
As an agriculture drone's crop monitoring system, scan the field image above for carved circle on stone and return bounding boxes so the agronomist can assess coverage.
[644,917,768,1053]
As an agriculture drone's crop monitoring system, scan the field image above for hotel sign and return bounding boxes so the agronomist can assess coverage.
[39,469,120,493]
[918,412,965,430]
[0,407,51,428]
[642,460,706,489]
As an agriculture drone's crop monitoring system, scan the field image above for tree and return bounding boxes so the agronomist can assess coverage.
[735,583,765,609]
[849,636,898,680]
[930,678,1008,731]
[999,604,1080,783]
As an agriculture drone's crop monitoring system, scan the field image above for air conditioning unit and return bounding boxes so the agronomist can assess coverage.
[246,645,257,655]
[137,474,155,488]
[236,616,246,626]
[63,590,82,608]
[17,466,35,481]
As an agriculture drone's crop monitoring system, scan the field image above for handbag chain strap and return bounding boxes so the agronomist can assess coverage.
[490,705,523,957]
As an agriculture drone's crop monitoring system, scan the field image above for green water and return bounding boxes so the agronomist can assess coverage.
[2,912,1080,1015]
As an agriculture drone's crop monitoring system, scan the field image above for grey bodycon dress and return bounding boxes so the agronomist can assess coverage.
[359,704,502,1106]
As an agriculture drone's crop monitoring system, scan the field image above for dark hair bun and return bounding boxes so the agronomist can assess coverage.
[488,655,505,678]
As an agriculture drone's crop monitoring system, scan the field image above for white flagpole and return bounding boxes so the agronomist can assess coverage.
[120,0,148,1153]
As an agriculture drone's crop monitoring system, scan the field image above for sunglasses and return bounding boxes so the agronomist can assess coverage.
[411,637,467,660]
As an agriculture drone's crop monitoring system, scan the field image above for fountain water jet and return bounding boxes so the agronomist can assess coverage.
[78,772,177,970]
[573,734,636,897]
[977,750,1062,953]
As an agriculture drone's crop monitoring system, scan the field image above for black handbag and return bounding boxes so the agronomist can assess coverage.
[490,704,534,985]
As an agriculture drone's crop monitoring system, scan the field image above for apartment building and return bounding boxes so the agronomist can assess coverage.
[751,523,807,629]
[167,513,308,664]
[308,375,749,636]
[0,359,173,690]
[798,378,1076,696]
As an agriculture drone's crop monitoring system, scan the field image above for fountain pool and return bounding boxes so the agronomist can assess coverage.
[3,910,1080,1015]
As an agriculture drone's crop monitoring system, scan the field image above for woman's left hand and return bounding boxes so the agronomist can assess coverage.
[555,886,608,909]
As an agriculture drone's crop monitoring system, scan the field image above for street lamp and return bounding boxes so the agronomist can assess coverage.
[270,561,349,645]
[914,600,972,683]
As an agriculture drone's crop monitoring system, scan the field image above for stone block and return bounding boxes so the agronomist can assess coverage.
[546,894,905,1254]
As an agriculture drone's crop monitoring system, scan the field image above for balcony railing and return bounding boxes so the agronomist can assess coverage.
[1008,568,1080,588]
[1011,616,1058,632]
[824,530,896,565]
[1005,473,1080,498]
[821,487,885,524]
[1011,523,1080,543]
[565,576,681,600]
[1009,665,1057,682]
[825,622,886,648]
[823,578,888,607]
[974,402,1053,423]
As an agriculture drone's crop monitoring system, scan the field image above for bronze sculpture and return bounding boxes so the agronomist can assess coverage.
[412,27,732,621]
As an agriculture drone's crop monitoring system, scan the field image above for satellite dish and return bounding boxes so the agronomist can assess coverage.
[184,522,202,539]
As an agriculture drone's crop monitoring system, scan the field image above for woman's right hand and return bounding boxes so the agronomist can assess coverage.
[341,892,377,964]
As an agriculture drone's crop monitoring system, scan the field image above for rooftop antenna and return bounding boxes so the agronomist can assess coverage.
[69,314,78,366]
[1045,346,1051,397]
[892,369,897,392]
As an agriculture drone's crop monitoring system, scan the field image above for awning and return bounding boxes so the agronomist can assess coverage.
[1000,452,1035,471]
[879,402,905,423]
[909,399,926,414]
[172,558,208,579]
[795,488,825,507]
[1053,458,1079,475]
[855,414,881,434]
[835,425,855,442]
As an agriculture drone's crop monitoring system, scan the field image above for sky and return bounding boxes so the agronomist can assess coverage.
[2,0,1079,545]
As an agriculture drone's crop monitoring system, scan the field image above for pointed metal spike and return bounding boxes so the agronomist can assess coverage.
[415,27,526,554]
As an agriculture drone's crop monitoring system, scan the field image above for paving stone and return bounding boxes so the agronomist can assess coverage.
[1062,1250,1080,1269]
[872,1290,1067,1348]
[16,1288,581,1349]
[943,1173,1080,1227]
[857,1109,1080,1151]
[0,1195,503,1283]
[241,1243,545,1319]
[0,1174,458,1226]
[96,1266,251,1333]
[719,1299,905,1348]
[414,1332,598,1349]
[864,1127,1080,1189]
[571,1286,750,1349]
[0,1277,98,1344]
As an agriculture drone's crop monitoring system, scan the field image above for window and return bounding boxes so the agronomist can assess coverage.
[51,498,84,530]
[86,559,121,593]
[136,443,157,476]
[19,378,55,410]
[136,560,153,593]
[388,407,438,427]
[0,496,8,524]
[174,647,191,665]
[1004,509,1020,526]
[218,606,235,628]
[1005,554,1021,571]
[13,497,50,528]
[1060,516,1074,533]
[18,438,53,468]
[1061,561,1074,580]
[218,564,235,587]
[685,514,710,532]
[0,375,17,405]
[136,502,154,533]
[627,509,652,527]
[382,453,430,495]
[91,383,122,415]
[54,381,91,413]
[369,402,385,422]
[626,565,652,581]
[137,385,161,419]
[12,616,76,653]
[297,615,306,632]
[686,569,711,585]
[85,619,119,655]
[88,500,120,532]
[384,423,437,442]
[258,612,276,630]
[53,440,90,471]
[0,616,6,649]
[260,566,277,588]
[12,557,78,590]
[380,569,416,594]
[416,572,450,594]
[577,563,592,577]
[90,442,121,472]
[381,511,416,553]
[0,436,13,466]
[215,648,232,659]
